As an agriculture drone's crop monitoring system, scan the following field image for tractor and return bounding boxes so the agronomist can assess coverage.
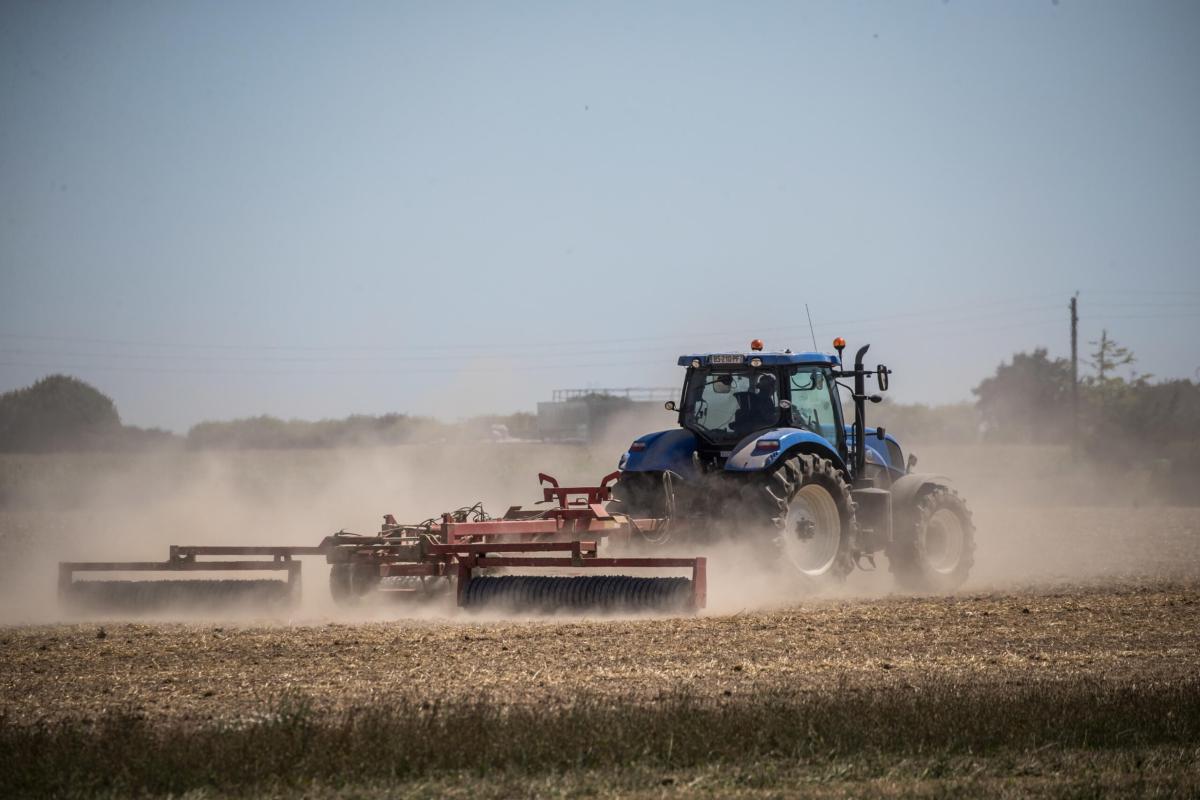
[609,338,975,592]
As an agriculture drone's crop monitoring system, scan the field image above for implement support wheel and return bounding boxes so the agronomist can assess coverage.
[329,562,380,606]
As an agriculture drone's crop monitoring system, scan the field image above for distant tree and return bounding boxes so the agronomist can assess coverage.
[186,412,447,449]
[972,349,1073,443]
[1088,329,1146,383]
[0,375,122,452]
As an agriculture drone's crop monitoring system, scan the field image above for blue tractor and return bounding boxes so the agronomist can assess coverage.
[611,339,975,591]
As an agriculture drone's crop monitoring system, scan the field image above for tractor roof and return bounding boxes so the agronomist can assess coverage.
[676,351,839,368]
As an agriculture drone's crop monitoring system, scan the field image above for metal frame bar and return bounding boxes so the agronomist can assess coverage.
[58,545,309,604]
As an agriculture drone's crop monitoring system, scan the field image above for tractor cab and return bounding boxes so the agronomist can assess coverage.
[673,346,846,462]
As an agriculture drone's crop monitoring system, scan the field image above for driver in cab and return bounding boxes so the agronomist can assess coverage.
[734,372,778,434]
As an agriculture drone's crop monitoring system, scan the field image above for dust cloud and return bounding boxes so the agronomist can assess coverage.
[0,437,1196,625]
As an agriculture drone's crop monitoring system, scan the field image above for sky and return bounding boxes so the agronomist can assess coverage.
[2,0,1198,432]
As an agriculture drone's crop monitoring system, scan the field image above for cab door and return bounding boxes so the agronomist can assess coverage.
[785,366,846,458]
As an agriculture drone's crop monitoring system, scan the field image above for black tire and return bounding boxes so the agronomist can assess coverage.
[740,453,856,581]
[329,563,353,605]
[609,471,673,544]
[608,471,666,517]
[329,562,380,606]
[889,485,975,593]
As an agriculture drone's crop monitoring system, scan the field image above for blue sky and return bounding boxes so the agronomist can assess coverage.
[2,1,1198,431]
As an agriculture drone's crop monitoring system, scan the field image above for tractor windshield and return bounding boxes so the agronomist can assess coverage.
[682,369,781,444]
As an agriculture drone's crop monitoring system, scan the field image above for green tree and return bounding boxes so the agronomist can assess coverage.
[0,375,122,452]
[972,349,1073,443]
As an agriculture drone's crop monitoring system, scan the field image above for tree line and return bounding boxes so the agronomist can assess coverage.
[1,331,1195,463]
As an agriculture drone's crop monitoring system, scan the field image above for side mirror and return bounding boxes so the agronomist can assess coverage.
[868,394,882,404]
[664,400,677,411]
[876,426,886,440]
[907,453,918,471]
[877,365,890,391]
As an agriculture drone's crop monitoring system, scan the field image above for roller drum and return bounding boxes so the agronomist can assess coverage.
[460,574,693,613]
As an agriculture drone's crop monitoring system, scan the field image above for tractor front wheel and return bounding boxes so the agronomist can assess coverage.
[742,453,856,582]
[889,486,975,593]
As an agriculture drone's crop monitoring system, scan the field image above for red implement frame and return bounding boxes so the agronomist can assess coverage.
[58,545,326,604]
[440,471,671,545]
[57,473,704,612]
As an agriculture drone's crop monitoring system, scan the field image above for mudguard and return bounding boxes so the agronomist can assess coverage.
[890,472,953,508]
[724,428,845,473]
[619,429,699,479]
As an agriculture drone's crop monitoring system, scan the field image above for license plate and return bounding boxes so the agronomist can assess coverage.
[709,354,744,365]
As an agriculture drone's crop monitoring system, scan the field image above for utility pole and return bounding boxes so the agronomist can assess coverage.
[1070,293,1079,451]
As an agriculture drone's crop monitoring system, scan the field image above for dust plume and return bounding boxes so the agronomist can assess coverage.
[1,435,1196,625]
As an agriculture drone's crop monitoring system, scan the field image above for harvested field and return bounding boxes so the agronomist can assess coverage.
[3,580,1199,797]
[3,581,1198,725]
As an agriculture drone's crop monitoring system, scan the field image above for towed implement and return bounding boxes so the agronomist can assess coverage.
[59,473,706,616]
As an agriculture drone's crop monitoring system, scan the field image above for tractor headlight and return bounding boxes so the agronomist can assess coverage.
[750,357,763,368]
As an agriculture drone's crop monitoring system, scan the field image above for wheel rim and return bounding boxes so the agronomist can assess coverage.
[780,484,842,576]
[925,508,965,574]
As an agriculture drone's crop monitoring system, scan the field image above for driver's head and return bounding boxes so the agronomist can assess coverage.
[755,373,776,395]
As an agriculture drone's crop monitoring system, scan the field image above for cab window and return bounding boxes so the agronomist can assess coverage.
[787,367,840,444]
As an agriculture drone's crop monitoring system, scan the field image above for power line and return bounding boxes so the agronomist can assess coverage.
[0,295,1064,355]
[0,309,1071,368]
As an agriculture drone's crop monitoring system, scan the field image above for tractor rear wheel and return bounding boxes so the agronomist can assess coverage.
[889,485,975,593]
[609,472,672,544]
[609,472,665,516]
[741,453,856,581]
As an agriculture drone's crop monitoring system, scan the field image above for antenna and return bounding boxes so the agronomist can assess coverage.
[805,304,818,351]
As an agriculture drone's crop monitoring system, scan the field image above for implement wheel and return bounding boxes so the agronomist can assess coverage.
[329,562,380,606]
[742,453,856,581]
[889,485,975,593]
